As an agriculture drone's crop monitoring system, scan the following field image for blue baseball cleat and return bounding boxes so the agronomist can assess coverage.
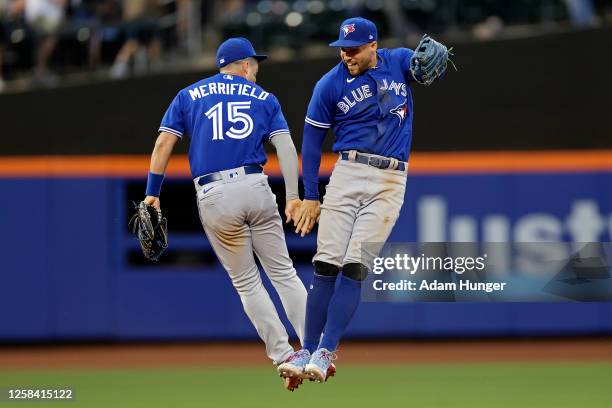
[304,348,337,383]
[277,349,311,391]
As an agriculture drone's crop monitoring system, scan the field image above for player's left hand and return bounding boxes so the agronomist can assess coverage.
[285,198,302,224]
[293,199,321,237]
[410,34,456,86]
[129,200,168,262]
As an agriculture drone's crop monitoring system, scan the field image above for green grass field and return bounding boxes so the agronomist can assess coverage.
[1,363,611,408]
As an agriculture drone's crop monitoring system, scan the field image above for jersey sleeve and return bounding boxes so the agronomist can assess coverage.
[268,95,290,140]
[305,77,335,129]
[392,47,416,82]
[158,92,185,138]
[301,123,327,200]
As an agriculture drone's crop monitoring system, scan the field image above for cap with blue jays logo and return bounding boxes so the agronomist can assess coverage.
[216,37,267,68]
[329,17,377,47]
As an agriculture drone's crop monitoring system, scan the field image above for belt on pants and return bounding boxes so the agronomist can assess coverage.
[340,151,407,172]
[197,164,263,186]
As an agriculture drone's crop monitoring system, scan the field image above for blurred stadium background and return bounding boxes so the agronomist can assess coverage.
[1,1,612,407]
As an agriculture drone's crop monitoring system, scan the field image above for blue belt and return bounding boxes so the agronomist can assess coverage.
[340,151,406,172]
[197,164,263,186]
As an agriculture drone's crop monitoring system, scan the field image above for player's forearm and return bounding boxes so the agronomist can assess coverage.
[146,132,178,197]
[149,132,178,175]
[301,123,327,200]
[270,132,299,201]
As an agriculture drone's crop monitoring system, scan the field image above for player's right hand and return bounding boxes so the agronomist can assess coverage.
[144,195,161,212]
[294,199,321,237]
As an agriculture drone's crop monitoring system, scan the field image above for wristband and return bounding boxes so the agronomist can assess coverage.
[145,172,165,197]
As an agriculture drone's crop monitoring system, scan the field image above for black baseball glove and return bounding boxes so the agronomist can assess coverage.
[410,34,456,86]
[129,201,168,262]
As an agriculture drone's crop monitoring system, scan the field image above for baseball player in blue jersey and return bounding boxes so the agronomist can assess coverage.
[278,17,453,382]
[142,37,308,391]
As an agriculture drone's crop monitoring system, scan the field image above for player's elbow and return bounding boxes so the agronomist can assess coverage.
[155,132,179,151]
[282,142,297,157]
[271,132,297,155]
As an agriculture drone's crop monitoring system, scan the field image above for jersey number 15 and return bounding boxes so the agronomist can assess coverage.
[204,101,254,140]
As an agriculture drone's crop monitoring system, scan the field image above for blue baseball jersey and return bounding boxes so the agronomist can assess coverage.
[159,73,290,178]
[305,48,415,161]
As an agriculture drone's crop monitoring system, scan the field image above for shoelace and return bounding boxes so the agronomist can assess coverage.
[447,47,458,72]
[287,350,309,363]
[318,350,338,364]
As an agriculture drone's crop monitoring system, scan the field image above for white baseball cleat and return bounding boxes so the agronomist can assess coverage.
[304,348,336,383]
[277,349,311,391]
[277,349,311,378]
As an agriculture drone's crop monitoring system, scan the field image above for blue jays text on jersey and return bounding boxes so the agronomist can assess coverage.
[305,48,415,161]
[159,73,289,178]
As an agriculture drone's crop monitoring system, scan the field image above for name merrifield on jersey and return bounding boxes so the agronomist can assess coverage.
[188,79,270,101]
[337,79,407,114]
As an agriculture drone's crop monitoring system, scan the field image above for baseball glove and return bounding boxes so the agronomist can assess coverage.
[410,34,456,86]
[129,201,168,262]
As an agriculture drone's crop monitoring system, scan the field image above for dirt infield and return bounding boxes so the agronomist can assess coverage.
[1,339,611,370]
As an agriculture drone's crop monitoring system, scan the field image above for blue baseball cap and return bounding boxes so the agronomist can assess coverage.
[216,37,267,68]
[329,17,377,47]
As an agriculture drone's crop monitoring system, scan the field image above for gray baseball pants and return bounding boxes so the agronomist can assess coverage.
[195,169,307,364]
[314,156,408,269]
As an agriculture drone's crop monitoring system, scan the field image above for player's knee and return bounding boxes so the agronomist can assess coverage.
[314,261,340,277]
[342,263,368,281]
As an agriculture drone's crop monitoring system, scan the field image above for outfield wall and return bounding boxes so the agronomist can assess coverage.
[1,152,611,341]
